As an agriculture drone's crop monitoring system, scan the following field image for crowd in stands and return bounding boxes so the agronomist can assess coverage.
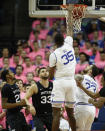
[0,18,105,130]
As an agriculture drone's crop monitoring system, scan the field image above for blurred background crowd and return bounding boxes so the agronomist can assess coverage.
[0,0,105,130]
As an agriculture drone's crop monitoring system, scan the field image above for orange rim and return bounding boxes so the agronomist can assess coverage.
[60,4,87,9]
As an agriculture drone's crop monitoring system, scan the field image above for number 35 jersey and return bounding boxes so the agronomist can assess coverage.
[32,81,53,115]
[49,36,76,79]
[76,75,98,103]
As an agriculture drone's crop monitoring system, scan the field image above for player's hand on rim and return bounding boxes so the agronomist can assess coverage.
[67,4,74,11]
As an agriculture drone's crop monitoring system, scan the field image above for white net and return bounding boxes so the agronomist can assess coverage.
[61,4,87,33]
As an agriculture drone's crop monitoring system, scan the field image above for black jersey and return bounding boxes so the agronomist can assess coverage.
[1,83,21,114]
[32,81,53,116]
[99,86,105,97]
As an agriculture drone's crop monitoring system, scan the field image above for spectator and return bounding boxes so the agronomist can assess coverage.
[0,81,6,129]
[76,52,89,74]
[73,38,80,48]
[23,57,35,75]
[21,40,32,54]
[74,47,80,64]
[26,72,35,84]
[0,48,10,66]
[16,44,23,56]
[95,51,105,69]
[15,65,26,83]
[89,42,100,65]
[80,41,92,56]
[15,79,24,92]
[20,50,28,65]
[76,32,85,47]
[10,55,21,68]
[91,30,104,51]
[28,41,45,61]
[0,57,15,74]
[34,55,43,67]
[46,35,53,49]
[34,67,40,82]
[42,50,50,66]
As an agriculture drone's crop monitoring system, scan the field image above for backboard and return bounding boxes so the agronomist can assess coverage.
[29,0,105,18]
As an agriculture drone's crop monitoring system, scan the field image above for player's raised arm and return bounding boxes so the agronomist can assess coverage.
[24,83,38,105]
[76,79,100,99]
[49,52,56,80]
[66,5,74,37]
[24,83,38,115]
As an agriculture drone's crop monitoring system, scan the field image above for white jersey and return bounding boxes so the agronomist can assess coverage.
[49,36,76,79]
[76,74,98,103]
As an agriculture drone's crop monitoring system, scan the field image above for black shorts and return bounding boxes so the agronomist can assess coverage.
[33,114,52,131]
[6,112,30,131]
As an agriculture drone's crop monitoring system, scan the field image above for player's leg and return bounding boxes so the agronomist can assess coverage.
[42,114,52,131]
[74,106,87,130]
[51,80,65,131]
[52,107,61,131]
[84,110,95,130]
[9,112,30,131]
[65,79,76,131]
[33,115,46,131]
[65,107,76,131]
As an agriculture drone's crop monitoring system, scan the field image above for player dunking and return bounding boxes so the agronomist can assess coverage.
[49,5,76,131]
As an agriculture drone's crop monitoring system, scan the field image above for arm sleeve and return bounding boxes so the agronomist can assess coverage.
[1,86,9,98]
[64,36,73,47]
[49,52,57,67]
[99,87,105,97]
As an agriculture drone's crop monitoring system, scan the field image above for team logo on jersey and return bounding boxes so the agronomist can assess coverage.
[63,50,67,53]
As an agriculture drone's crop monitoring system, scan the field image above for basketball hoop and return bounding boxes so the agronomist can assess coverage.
[61,4,87,33]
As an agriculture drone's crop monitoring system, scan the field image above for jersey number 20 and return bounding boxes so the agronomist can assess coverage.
[61,51,74,65]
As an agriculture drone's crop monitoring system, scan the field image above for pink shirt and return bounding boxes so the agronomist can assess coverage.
[34,77,40,82]
[42,60,49,66]
[38,29,49,40]
[0,58,3,67]
[94,51,100,62]
[23,48,30,54]
[0,93,6,129]
[88,31,103,41]
[75,63,89,74]
[80,46,92,56]
[10,56,22,68]
[32,20,40,29]
[15,75,27,83]
[95,75,103,90]
[20,92,32,124]
[23,65,36,76]
[28,50,45,61]
[95,60,105,69]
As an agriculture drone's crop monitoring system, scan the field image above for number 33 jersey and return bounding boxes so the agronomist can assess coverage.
[76,75,98,103]
[32,81,53,115]
[49,36,76,79]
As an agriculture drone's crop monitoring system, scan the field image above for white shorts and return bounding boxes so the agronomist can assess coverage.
[75,104,95,130]
[51,79,76,108]
[59,118,70,130]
